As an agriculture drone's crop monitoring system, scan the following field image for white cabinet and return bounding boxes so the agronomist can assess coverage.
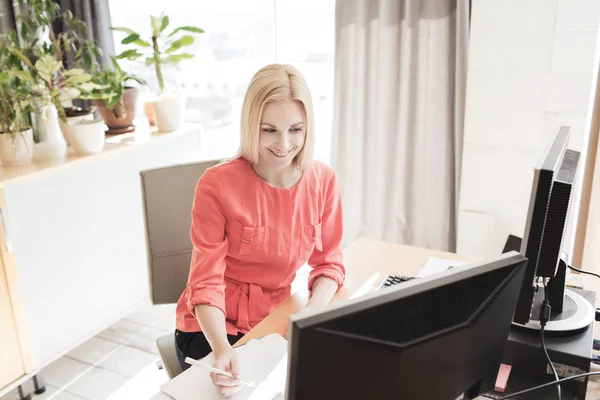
[0,126,203,393]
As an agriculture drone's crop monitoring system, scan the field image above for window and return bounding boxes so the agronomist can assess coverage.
[108,0,335,164]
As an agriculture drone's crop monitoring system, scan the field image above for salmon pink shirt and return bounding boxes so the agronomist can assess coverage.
[175,157,346,335]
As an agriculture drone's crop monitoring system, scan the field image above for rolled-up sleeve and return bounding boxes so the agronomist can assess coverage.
[308,169,346,291]
[184,168,229,317]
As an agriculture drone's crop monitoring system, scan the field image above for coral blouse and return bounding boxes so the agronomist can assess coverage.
[175,157,346,335]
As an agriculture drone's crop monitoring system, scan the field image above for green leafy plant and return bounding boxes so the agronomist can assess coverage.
[13,0,102,72]
[81,57,146,119]
[0,0,105,120]
[112,13,204,95]
[6,47,101,120]
[0,67,36,135]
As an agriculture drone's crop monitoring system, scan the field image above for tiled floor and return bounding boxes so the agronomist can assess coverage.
[2,302,176,400]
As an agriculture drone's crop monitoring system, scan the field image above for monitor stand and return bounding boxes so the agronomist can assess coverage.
[512,259,595,334]
[514,288,595,333]
[499,288,596,400]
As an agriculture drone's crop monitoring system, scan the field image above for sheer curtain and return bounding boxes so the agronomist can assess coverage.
[331,0,469,251]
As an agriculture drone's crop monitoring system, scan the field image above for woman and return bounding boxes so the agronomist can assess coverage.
[174,64,345,397]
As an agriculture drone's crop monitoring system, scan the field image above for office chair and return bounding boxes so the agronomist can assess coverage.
[140,159,221,379]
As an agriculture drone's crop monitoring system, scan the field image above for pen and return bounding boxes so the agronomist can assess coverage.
[184,357,257,388]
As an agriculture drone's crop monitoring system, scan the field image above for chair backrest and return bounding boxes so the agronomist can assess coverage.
[140,160,221,305]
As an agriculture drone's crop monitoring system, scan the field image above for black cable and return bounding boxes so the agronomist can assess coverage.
[540,285,561,400]
[566,264,600,280]
[541,325,561,400]
[494,371,600,399]
[495,251,594,400]
[560,249,600,280]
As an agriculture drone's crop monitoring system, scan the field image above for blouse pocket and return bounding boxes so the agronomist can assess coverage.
[239,226,266,256]
[301,223,323,261]
[226,220,266,258]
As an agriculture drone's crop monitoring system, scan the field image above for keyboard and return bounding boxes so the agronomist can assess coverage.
[378,274,416,290]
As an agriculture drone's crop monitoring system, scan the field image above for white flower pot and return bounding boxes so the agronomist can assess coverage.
[0,129,34,165]
[66,119,106,156]
[151,94,187,132]
[60,113,95,145]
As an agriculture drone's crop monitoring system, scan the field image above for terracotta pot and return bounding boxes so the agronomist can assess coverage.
[95,87,140,134]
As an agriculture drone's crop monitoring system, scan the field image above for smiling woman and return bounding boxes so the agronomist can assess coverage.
[239,64,315,188]
[173,63,345,397]
[258,103,305,163]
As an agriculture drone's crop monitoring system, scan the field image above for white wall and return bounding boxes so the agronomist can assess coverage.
[457,0,600,258]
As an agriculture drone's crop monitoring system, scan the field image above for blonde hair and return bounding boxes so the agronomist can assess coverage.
[238,64,315,170]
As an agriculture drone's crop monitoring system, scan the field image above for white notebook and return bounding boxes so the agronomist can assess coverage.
[160,333,288,400]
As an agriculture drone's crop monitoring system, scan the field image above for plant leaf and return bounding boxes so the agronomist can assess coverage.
[78,82,106,92]
[65,72,92,85]
[115,49,142,60]
[160,15,169,32]
[110,57,121,71]
[168,26,205,37]
[165,35,194,53]
[9,70,34,83]
[150,15,161,35]
[58,87,80,103]
[127,75,147,86]
[164,53,194,64]
[8,30,17,44]
[6,47,34,69]
[121,33,140,45]
[134,39,151,47]
[21,23,28,41]
[145,56,156,66]
[80,92,109,101]
[35,55,62,83]
[111,27,138,36]
[62,68,85,77]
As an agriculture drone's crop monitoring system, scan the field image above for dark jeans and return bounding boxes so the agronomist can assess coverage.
[175,329,245,371]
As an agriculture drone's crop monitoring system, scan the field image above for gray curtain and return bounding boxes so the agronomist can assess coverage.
[331,0,470,252]
[54,0,115,69]
[54,0,114,111]
[0,0,15,39]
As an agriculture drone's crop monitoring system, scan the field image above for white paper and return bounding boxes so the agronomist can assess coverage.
[160,333,288,400]
[417,256,469,278]
[247,354,287,400]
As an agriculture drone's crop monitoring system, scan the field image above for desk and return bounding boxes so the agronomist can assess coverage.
[155,238,600,399]
[237,237,474,345]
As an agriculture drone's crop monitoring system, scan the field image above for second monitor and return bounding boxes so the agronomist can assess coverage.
[285,252,528,400]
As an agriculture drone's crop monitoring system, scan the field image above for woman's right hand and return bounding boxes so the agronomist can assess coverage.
[211,346,243,398]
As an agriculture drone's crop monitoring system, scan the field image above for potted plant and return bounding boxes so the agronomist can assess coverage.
[0,68,36,165]
[6,0,105,157]
[5,47,103,158]
[82,57,147,134]
[112,13,204,132]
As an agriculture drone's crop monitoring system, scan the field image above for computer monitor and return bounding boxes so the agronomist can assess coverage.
[285,252,528,400]
[511,126,595,332]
